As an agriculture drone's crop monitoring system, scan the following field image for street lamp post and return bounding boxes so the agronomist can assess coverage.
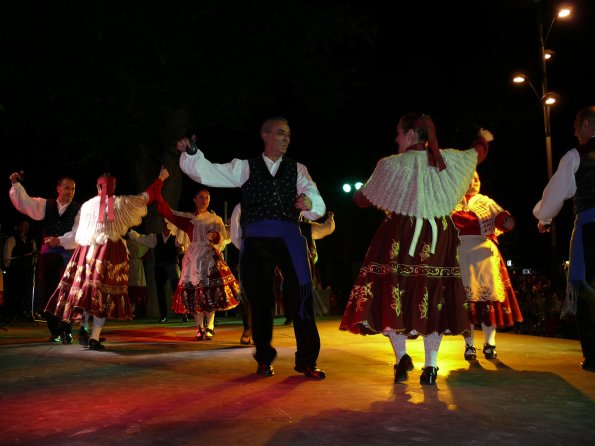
[512,3,571,278]
[512,4,571,180]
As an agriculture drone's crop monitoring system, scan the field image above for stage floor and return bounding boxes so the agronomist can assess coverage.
[1,315,594,445]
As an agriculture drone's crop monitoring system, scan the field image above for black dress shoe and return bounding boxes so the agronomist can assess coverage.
[420,366,438,385]
[294,365,326,380]
[62,333,73,344]
[394,354,414,383]
[88,339,106,350]
[581,358,595,372]
[48,335,62,343]
[256,363,274,377]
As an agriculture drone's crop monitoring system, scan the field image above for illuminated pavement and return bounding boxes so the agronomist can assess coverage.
[1,315,594,445]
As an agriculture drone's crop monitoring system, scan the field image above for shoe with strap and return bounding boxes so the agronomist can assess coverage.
[204,328,214,340]
[420,366,438,385]
[483,343,497,359]
[464,344,477,360]
[394,354,414,383]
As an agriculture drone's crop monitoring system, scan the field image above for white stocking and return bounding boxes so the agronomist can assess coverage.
[387,331,407,363]
[423,332,443,368]
[91,315,105,341]
[193,313,204,329]
[464,324,475,346]
[481,323,496,346]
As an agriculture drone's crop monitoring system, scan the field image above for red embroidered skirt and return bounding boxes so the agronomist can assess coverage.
[340,213,469,336]
[45,239,133,321]
[172,252,240,314]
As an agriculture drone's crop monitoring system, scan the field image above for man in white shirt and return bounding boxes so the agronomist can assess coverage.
[176,117,327,379]
[533,105,595,372]
[8,172,80,343]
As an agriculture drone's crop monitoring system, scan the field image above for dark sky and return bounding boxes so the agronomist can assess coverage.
[1,0,594,286]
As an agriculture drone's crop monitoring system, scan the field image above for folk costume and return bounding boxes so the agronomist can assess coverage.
[179,148,326,374]
[9,180,80,341]
[155,193,240,337]
[45,174,162,349]
[534,135,595,370]
[452,189,523,359]
[339,114,490,383]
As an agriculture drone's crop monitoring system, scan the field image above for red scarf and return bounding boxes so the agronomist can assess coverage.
[413,116,446,171]
[97,176,116,222]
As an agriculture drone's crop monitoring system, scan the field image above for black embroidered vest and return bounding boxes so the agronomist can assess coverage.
[575,138,595,213]
[241,157,299,225]
[43,199,81,238]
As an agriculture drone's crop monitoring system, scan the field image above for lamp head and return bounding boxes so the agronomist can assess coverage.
[542,92,560,106]
[512,72,527,84]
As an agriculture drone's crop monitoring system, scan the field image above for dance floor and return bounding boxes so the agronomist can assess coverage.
[1,315,594,445]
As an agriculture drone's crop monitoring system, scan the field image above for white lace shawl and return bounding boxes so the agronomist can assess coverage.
[75,194,148,245]
[361,149,478,219]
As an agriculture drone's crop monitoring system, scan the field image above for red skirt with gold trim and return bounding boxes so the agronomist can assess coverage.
[172,252,240,314]
[45,239,133,321]
[340,213,469,336]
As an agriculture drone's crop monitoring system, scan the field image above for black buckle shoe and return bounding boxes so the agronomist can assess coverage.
[483,343,497,359]
[464,344,477,360]
[294,365,326,380]
[257,363,274,377]
[420,366,438,385]
[88,339,106,350]
[394,354,414,383]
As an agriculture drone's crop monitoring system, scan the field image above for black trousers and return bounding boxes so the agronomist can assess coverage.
[240,237,320,367]
[576,222,595,360]
[39,253,72,336]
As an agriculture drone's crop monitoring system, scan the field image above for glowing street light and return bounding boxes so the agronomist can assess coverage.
[342,181,364,193]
